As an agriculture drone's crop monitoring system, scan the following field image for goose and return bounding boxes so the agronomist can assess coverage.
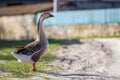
[12,12,54,72]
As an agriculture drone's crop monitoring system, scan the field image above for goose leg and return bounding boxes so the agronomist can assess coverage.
[32,62,37,72]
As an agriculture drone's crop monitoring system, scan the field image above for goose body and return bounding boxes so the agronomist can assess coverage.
[12,12,54,71]
[12,47,45,64]
[12,40,48,64]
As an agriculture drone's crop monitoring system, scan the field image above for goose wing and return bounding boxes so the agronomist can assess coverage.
[14,41,42,55]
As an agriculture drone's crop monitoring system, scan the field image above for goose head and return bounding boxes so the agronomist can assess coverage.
[40,12,54,21]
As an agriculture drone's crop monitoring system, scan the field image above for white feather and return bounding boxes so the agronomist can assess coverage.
[12,48,43,64]
[12,52,34,64]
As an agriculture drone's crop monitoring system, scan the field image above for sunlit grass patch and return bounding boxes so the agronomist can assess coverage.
[0,53,16,60]
[0,59,52,78]
[0,60,31,78]
[41,53,56,61]
[0,48,16,53]
[49,43,59,50]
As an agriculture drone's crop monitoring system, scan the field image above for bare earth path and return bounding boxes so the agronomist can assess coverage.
[6,38,120,80]
[95,38,120,76]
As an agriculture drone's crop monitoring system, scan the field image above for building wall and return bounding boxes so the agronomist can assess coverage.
[0,14,36,40]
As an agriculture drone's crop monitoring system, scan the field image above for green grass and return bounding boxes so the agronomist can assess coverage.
[0,39,60,78]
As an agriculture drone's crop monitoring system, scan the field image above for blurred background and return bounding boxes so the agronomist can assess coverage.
[1,0,120,79]
[0,0,120,40]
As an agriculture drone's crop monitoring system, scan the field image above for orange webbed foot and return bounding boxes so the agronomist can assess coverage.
[32,63,37,72]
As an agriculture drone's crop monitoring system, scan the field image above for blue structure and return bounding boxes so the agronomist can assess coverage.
[35,8,120,26]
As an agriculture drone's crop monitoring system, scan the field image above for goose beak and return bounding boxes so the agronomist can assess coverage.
[50,14,54,17]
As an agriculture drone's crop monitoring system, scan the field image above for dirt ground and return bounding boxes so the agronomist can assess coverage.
[4,38,120,80]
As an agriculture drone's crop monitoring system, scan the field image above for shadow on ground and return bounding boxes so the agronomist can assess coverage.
[36,72,120,80]
[37,73,112,79]
[0,38,81,49]
[49,73,101,77]
[0,40,33,49]
[48,38,81,45]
